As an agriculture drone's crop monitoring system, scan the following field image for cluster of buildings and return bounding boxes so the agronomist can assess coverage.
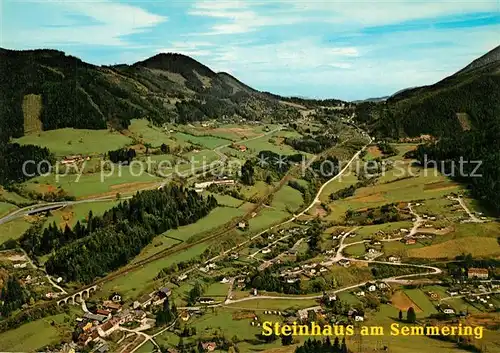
[61,154,90,165]
[194,179,235,192]
[354,282,389,297]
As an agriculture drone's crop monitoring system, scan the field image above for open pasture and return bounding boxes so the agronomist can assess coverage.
[13,128,132,156]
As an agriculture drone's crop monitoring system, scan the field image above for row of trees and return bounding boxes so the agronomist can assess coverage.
[295,338,348,353]
[33,186,217,283]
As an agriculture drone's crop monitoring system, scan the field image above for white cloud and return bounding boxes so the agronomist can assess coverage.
[284,0,499,26]
[3,0,166,47]
[188,0,310,35]
[188,0,498,36]
[192,25,499,100]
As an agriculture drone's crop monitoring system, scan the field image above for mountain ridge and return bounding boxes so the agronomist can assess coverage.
[0,48,311,142]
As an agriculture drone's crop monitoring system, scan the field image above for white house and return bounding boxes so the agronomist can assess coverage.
[367,284,377,292]
[220,278,230,284]
[355,316,364,322]
[262,248,272,254]
[443,308,455,315]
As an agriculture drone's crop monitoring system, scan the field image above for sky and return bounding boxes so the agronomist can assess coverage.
[1,0,499,100]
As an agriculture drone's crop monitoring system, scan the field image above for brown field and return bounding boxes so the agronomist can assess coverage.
[214,126,259,138]
[456,113,472,131]
[409,237,500,259]
[423,181,460,191]
[32,184,58,194]
[465,313,500,330]
[391,290,423,312]
[367,145,383,158]
[232,311,256,320]
[81,181,158,200]
[22,94,43,134]
[350,192,386,203]
[312,204,328,217]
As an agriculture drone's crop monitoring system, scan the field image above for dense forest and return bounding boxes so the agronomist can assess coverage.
[107,147,137,164]
[0,277,29,317]
[0,143,54,184]
[412,120,500,212]
[22,186,219,283]
[285,134,338,154]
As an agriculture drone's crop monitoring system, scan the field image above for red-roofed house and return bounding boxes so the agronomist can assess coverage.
[468,268,488,279]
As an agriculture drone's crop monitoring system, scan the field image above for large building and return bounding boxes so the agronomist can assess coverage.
[468,268,488,279]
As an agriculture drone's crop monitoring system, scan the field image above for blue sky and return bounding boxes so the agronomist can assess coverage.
[2,0,499,100]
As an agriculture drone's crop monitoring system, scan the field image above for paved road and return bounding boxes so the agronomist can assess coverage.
[451,196,483,223]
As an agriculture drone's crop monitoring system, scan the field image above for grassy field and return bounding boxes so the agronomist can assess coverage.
[173,132,231,149]
[344,221,412,244]
[25,166,161,199]
[360,305,468,353]
[0,313,69,352]
[247,208,290,232]
[128,119,186,148]
[13,128,132,156]
[271,185,303,212]
[101,242,209,299]
[343,243,366,257]
[240,181,271,201]
[0,218,32,244]
[403,289,438,314]
[134,206,245,262]
[205,282,230,297]
[408,237,500,259]
[177,123,272,141]
[0,202,17,218]
[44,200,119,229]
[22,93,43,135]
[208,193,245,207]
[225,298,319,310]
[0,187,31,204]
[182,149,219,164]
[241,130,302,155]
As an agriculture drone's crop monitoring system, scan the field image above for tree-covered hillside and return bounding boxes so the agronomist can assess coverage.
[355,45,500,212]
[0,48,303,143]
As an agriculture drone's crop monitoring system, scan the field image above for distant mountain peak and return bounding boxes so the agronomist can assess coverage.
[456,45,500,75]
[133,52,216,78]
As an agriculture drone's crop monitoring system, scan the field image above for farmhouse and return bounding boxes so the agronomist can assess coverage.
[238,221,248,230]
[468,268,488,279]
[388,256,401,263]
[199,298,215,304]
[440,304,455,315]
[194,179,235,190]
[84,312,109,323]
[102,301,122,312]
[405,238,416,245]
[201,342,217,352]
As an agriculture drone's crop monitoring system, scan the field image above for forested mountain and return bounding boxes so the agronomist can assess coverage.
[355,45,500,212]
[0,48,304,143]
[359,45,500,138]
